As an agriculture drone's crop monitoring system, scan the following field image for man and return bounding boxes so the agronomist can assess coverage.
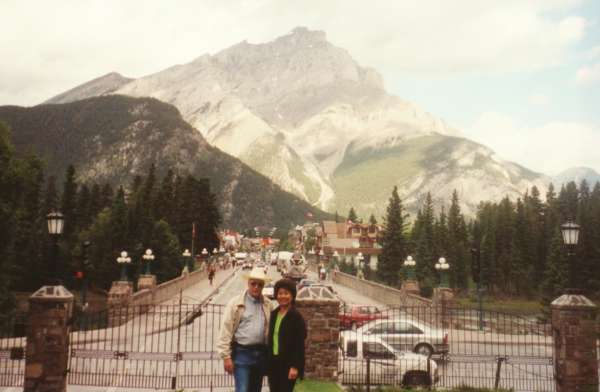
[217,267,272,392]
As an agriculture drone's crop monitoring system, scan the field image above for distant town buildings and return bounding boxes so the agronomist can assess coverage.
[291,220,382,270]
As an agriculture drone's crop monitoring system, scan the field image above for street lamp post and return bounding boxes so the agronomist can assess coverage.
[435,257,450,288]
[561,219,581,292]
[142,249,155,275]
[318,249,325,267]
[356,252,364,279]
[46,211,65,285]
[403,255,416,280]
[81,241,91,310]
[182,249,191,273]
[471,247,484,330]
[117,251,131,281]
[201,248,208,271]
[332,250,340,270]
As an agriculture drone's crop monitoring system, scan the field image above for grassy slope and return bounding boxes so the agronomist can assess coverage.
[332,135,443,217]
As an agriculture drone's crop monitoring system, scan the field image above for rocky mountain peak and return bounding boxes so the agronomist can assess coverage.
[45,72,133,105]
[283,26,328,44]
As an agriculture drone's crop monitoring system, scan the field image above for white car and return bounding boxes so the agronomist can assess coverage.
[339,334,438,387]
[342,317,449,358]
[262,282,275,299]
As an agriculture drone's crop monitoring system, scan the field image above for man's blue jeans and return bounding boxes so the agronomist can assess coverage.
[232,345,266,392]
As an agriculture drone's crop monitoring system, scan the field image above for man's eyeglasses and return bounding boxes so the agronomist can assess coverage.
[249,281,264,288]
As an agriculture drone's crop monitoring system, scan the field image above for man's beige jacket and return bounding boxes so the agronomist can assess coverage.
[217,291,272,359]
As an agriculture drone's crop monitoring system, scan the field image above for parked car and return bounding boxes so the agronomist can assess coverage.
[297,279,317,290]
[339,304,388,330]
[341,317,449,358]
[262,282,275,299]
[339,333,438,387]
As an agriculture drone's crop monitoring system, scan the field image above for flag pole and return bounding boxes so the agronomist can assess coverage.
[191,222,196,263]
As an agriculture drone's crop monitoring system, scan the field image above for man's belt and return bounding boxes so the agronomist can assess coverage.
[233,341,267,350]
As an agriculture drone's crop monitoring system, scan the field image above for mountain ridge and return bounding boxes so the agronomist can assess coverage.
[43,27,548,218]
[0,95,333,228]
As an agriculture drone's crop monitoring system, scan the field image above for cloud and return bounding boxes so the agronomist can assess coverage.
[465,112,600,175]
[575,62,600,85]
[530,94,550,106]
[0,0,591,106]
[587,45,600,59]
[557,16,587,43]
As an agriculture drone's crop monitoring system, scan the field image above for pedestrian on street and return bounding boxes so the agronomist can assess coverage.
[217,267,272,392]
[208,264,216,285]
[267,278,307,392]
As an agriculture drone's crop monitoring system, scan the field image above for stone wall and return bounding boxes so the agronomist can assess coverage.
[296,298,340,380]
[551,292,598,391]
[25,286,73,392]
[332,271,432,307]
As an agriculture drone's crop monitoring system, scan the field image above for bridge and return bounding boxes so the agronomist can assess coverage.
[1,263,595,391]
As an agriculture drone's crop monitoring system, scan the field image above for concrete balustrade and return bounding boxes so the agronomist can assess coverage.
[331,270,432,307]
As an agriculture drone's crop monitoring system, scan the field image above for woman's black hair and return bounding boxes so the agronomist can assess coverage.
[274,278,297,305]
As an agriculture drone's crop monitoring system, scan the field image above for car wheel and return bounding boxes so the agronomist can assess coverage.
[402,371,431,387]
[414,343,434,358]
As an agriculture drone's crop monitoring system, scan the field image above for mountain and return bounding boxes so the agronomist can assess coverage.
[0,95,332,229]
[552,167,600,188]
[44,27,548,218]
[46,72,133,104]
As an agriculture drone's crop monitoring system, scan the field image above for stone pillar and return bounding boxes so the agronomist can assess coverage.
[401,280,420,296]
[24,285,74,392]
[137,274,157,291]
[296,298,340,380]
[551,292,598,392]
[107,281,133,327]
[433,287,454,328]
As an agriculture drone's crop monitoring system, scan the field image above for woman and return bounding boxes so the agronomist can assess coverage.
[268,278,307,392]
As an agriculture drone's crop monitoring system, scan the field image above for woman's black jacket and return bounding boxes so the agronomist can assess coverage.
[267,306,307,377]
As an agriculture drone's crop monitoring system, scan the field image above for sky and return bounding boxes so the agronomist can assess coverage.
[1,0,599,176]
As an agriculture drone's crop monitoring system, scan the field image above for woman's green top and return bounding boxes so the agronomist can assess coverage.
[273,312,286,355]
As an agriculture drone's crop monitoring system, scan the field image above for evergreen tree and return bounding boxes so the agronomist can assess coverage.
[99,183,114,210]
[540,230,568,319]
[377,186,408,286]
[89,183,103,220]
[11,154,46,290]
[347,207,358,223]
[369,214,378,225]
[61,165,78,238]
[154,169,175,222]
[447,191,469,289]
[76,183,92,230]
[42,176,59,215]
[413,193,435,285]
[148,219,181,282]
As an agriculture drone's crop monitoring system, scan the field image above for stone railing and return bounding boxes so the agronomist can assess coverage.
[332,270,432,308]
[130,269,208,306]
